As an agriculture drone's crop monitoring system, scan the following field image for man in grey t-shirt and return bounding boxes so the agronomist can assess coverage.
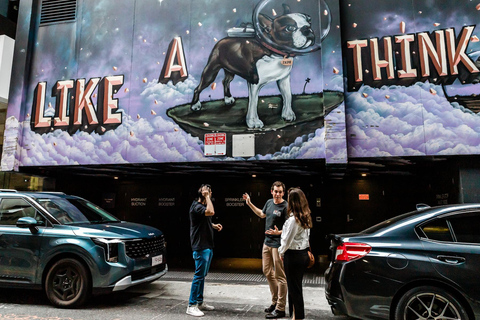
[243,181,287,319]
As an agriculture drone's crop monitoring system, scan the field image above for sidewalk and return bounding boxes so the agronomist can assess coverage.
[138,258,334,319]
[150,275,330,312]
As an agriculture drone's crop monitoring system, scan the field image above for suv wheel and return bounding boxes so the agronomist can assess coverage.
[45,258,91,308]
[395,286,469,320]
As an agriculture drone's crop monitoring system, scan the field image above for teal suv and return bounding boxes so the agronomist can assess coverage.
[0,190,167,308]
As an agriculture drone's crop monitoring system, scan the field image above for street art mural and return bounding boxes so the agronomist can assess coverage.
[342,0,480,157]
[1,0,345,170]
[5,0,480,171]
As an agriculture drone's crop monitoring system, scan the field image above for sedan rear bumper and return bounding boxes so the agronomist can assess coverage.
[325,260,394,319]
[325,292,349,316]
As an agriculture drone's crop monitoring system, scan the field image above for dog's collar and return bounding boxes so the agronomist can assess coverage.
[259,40,296,58]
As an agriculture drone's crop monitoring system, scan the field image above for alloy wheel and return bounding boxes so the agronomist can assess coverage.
[404,292,462,320]
[45,258,90,308]
[51,265,81,301]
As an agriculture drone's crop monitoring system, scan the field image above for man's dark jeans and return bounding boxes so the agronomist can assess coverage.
[188,248,213,306]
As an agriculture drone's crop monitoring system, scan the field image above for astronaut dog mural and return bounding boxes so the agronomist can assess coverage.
[2,0,346,169]
[190,4,317,129]
[165,0,343,157]
[6,0,480,170]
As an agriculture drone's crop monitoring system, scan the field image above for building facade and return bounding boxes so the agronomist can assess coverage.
[3,0,480,262]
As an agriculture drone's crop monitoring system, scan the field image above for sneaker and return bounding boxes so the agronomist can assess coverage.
[198,302,215,311]
[186,305,204,317]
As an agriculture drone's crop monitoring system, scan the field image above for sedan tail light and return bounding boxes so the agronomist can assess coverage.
[335,242,371,261]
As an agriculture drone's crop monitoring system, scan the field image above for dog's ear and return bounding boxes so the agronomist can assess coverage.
[258,14,273,34]
[282,4,291,14]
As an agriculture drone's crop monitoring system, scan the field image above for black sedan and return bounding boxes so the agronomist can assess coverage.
[325,203,480,320]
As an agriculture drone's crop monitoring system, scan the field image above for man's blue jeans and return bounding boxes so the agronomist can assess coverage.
[189,248,213,306]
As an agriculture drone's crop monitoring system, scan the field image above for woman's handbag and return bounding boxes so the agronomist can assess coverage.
[307,245,315,268]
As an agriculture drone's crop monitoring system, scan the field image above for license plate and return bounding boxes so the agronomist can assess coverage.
[152,254,163,266]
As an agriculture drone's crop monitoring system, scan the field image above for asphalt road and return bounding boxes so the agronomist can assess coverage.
[0,279,352,320]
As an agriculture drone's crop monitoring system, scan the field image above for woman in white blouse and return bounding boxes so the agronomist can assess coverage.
[278,188,312,320]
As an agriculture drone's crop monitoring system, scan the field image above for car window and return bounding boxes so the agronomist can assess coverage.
[362,210,421,234]
[419,218,453,242]
[0,198,38,225]
[448,212,480,244]
[37,198,119,224]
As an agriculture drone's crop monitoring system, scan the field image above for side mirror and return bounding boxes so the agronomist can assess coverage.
[16,216,41,233]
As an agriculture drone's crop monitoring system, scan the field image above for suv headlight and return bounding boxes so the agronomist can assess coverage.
[92,238,122,263]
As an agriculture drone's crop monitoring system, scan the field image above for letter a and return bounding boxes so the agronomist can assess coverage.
[159,37,188,85]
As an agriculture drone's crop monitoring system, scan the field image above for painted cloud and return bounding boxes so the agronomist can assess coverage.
[347,82,480,157]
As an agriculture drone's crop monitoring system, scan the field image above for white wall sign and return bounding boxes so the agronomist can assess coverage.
[232,134,255,157]
[131,197,147,206]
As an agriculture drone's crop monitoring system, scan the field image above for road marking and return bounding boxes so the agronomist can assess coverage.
[242,304,254,315]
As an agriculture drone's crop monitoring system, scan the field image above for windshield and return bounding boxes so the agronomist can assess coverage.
[37,198,120,225]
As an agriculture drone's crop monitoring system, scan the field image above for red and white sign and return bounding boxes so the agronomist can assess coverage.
[204,133,226,156]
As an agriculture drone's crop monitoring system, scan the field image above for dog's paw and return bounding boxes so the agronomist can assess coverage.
[247,117,264,129]
[191,101,202,111]
[282,109,296,121]
[224,96,235,105]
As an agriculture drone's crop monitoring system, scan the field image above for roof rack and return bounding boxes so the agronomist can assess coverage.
[37,191,67,195]
[0,189,18,192]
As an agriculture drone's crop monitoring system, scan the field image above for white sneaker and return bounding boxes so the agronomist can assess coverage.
[186,305,204,317]
[198,302,215,311]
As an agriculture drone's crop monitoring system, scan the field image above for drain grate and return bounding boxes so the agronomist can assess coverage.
[163,271,324,286]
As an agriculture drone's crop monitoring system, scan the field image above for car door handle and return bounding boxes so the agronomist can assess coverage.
[437,255,466,264]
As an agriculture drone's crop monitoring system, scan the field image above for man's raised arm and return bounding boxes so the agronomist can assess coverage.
[243,193,266,218]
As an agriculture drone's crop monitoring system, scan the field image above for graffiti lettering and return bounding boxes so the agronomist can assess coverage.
[345,26,479,91]
[31,75,124,134]
[158,37,188,85]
